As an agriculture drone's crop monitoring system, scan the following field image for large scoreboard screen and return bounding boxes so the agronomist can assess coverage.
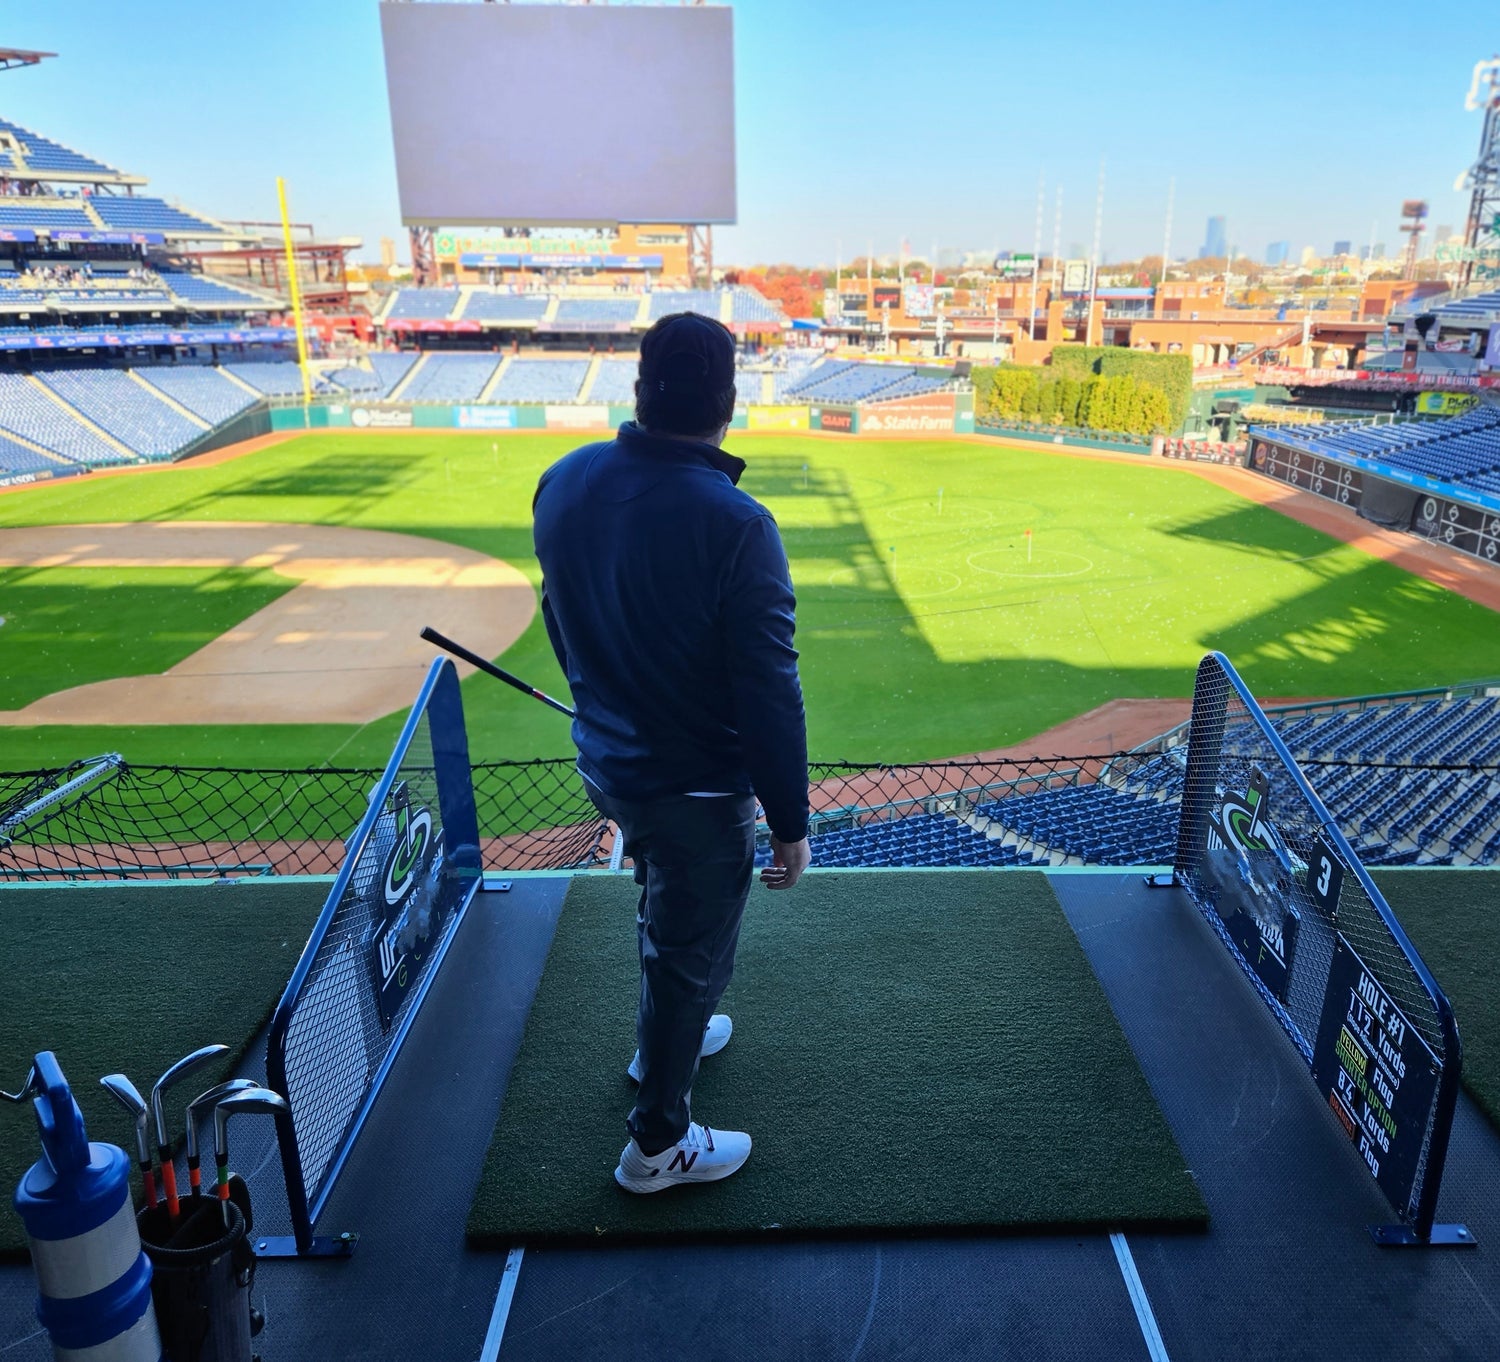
[380,2,737,227]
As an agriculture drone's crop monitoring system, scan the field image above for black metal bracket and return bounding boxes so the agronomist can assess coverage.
[253,1231,359,1260]
[1370,1222,1476,1248]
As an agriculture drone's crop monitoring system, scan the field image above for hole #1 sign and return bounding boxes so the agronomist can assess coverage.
[1312,934,1439,1218]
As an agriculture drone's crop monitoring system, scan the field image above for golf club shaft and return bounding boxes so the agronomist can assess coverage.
[420,626,575,718]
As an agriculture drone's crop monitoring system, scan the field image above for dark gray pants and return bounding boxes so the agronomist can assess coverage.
[587,785,757,1155]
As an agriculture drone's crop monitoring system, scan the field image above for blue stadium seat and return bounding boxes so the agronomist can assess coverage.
[588,358,637,403]
[489,359,589,404]
[399,353,501,403]
[221,362,309,397]
[0,372,134,465]
[37,369,203,459]
[136,365,257,426]
[90,196,224,236]
[460,292,549,323]
[387,289,460,321]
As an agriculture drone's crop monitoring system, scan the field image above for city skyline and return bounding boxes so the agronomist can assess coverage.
[2,0,1487,269]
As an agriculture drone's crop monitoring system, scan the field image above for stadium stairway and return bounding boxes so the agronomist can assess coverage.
[217,367,264,399]
[127,371,209,430]
[387,354,428,401]
[0,425,71,470]
[24,375,133,461]
[540,296,561,326]
[477,354,513,403]
[634,294,652,326]
[577,354,604,402]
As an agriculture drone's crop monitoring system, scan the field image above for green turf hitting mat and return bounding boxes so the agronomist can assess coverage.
[467,871,1207,1245]
[0,879,326,1257]
[1372,870,1500,1132]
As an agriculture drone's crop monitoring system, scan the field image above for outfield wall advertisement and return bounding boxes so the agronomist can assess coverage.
[857,392,957,435]
[747,405,810,431]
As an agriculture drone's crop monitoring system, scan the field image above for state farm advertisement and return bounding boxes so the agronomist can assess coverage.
[857,391,956,434]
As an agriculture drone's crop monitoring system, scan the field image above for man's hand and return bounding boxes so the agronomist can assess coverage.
[760,835,810,890]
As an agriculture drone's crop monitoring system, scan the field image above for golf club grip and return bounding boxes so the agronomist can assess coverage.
[420,626,576,718]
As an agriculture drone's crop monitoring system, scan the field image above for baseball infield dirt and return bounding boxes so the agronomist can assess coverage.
[0,522,536,725]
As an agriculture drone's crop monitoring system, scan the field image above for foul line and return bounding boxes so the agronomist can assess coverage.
[478,1246,525,1361]
[1110,1232,1170,1362]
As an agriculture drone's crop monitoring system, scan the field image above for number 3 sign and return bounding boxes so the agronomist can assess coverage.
[1309,831,1345,919]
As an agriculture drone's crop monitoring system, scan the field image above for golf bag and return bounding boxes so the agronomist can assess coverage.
[137,1198,256,1362]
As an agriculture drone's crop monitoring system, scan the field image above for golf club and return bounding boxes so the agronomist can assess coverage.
[100,1073,157,1210]
[0,1064,39,1105]
[212,1088,291,1228]
[151,1044,228,1219]
[419,625,576,718]
[185,1079,259,1199]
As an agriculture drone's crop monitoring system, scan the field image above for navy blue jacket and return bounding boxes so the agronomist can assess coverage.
[532,422,809,842]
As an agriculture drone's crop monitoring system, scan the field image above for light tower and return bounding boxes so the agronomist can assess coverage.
[1456,57,1500,289]
[1398,199,1428,281]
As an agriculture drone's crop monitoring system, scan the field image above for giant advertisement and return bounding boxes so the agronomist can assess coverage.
[381,2,736,226]
[544,405,611,430]
[857,391,956,435]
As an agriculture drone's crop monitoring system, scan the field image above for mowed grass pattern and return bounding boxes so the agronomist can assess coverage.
[0,565,294,709]
[1,431,1498,768]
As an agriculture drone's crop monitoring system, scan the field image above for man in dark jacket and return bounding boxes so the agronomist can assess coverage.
[533,312,810,1193]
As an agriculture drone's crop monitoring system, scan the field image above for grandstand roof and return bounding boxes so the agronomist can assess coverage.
[0,48,56,71]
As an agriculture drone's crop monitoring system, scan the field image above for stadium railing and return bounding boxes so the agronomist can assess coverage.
[261,656,482,1257]
[1170,650,1469,1245]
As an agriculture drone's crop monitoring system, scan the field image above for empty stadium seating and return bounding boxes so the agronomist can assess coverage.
[90,196,223,236]
[220,361,309,396]
[587,357,637,403]
[159,271,272,307]
[790,362,918,404]
[489,358,588,404]
[1253,405,1500,496]
[754,813,1037,870]
[399,352,501,403]
[0,372,131,464]
[0,204,94,231]
[0,118,125,179]
[38,369,203,459]
[728,287,781,323]
[553,297,639,326]
[387,288,460,321]
[646,289,721,321]
[977,784,1179,865]
[0,432,61,477]
[367,352,418,398]
[137,365,257,426]
[459,292,549,324]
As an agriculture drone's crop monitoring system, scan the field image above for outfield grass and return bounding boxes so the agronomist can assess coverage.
[1,431,1498,770]
[0,565,294,709]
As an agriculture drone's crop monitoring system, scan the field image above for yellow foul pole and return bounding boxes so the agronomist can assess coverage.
[276,176,313,415]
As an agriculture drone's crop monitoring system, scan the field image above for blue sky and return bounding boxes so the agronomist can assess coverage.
[2,0,1488,267]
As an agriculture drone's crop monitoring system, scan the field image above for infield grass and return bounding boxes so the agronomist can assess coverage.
[1,431,1498,769]
[0,565,294,710]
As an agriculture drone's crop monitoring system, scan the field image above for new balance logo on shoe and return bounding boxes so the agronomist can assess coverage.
[668,1149,698,1173]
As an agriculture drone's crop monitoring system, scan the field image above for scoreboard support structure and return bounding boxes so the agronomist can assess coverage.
[1168,651,1473,1248]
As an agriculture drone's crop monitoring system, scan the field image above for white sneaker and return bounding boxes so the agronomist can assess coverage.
[614,1122,752,1193]
[627,1014,732,1083]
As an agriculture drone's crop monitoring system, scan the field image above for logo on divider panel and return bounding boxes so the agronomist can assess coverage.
[366,780,447,1029]
[1201,768,1303,1002]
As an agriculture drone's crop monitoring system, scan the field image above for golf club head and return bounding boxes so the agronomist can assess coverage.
[151,1044,229,1148]
[212,1087,291,1163]
[100,1073,152,1164]
[1,1064,39,1105]
[185,1079,259,1162]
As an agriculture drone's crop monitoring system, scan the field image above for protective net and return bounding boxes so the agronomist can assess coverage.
[2,740,1495,882]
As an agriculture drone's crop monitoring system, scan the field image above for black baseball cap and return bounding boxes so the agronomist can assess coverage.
[637,311,736,391]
